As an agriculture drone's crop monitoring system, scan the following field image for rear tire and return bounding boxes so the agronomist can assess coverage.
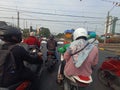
[63,79,71,90]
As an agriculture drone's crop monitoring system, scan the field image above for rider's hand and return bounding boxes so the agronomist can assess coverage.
[37,52,43,56]
[37,52,43,63]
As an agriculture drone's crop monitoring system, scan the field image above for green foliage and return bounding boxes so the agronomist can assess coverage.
[40,27,50,38]
[56,33,64,38]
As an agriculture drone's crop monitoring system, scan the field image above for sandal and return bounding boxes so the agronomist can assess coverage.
[57,74,64,84]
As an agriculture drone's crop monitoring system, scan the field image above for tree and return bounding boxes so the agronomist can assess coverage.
[22,28,29,38]
[40,27,50,38]
[56,33,64,38]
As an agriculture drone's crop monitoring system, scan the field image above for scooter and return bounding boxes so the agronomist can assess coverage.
[24,45,43,73]
[97,55,120,90]
[46,50,57,72]
[57,54,92,90]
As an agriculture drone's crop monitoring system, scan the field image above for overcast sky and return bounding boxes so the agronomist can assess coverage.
[0,0,120,35]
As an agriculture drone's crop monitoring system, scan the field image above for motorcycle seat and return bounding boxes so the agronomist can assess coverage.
[73,75,93,84]
[64,72,92,84]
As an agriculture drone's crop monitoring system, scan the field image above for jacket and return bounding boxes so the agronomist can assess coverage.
[64,39,98,77]
[46,39,57,51]
[2,43,41,74]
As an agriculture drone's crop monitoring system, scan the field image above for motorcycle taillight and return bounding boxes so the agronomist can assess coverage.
[16,80,30,90]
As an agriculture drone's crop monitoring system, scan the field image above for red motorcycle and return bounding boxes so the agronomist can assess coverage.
[97,55,120,90]
[0,80,31,90]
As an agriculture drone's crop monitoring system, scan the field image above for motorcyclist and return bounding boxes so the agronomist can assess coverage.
[23,31,40,48]
[46,34,58,60]
[58,28,99,88]
[88,31,99,47]
[0,25,43,89]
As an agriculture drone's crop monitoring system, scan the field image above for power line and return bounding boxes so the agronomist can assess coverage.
[0,16,105,24]
[0,4,107,15]
[0,6,105,19]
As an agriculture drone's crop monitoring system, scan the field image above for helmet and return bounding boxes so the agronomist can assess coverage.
[73,28,88,40]
[88,32,96,39]
[30,32,35,36]
[0,25,22,43]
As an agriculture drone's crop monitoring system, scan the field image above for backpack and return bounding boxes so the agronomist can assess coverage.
[0,44,18,86]
[47,40,57,50]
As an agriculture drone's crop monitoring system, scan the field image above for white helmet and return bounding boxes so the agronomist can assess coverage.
[30,32,35,36]
[73,28,88,40]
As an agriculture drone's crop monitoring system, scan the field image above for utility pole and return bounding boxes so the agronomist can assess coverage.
[26,20,27,29]
[104,5,115,44]
[17,11,19,28]
[111,17,118,34]
[103,1,120,44]
[104,11,110,44]
[12,16,14,26]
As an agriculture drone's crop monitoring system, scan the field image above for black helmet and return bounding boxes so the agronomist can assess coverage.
[0,25,22,43]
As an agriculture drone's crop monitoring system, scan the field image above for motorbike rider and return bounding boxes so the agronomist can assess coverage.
[88,31,99,47]
[46,34,58,61]
[0,25,43,89]
[23,31,40,48]
[58,28,98,88]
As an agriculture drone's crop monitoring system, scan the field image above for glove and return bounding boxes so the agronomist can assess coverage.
[37,52,43,56]
[37,52,43,64]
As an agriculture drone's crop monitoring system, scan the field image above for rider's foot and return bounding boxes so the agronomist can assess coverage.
[57,74,63,85]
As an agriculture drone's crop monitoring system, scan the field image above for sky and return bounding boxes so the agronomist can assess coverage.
[0,0,120,35]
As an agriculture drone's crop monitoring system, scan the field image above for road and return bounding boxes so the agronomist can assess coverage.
[37,43,117,90]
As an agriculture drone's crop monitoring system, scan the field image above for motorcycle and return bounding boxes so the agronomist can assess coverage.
[0,80,31,90]
[57,54,92,90]
[97,55,120,90]
[24,45,43,74]
[45,50,57,72]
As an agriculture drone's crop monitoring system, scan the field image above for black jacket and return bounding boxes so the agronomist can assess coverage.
[46,39,57,51]
[2,43,41,74]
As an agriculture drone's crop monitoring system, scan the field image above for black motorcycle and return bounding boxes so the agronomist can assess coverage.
[45,50,57,72]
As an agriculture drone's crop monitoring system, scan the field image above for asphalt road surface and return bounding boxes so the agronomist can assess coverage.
[37,43,117,90]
